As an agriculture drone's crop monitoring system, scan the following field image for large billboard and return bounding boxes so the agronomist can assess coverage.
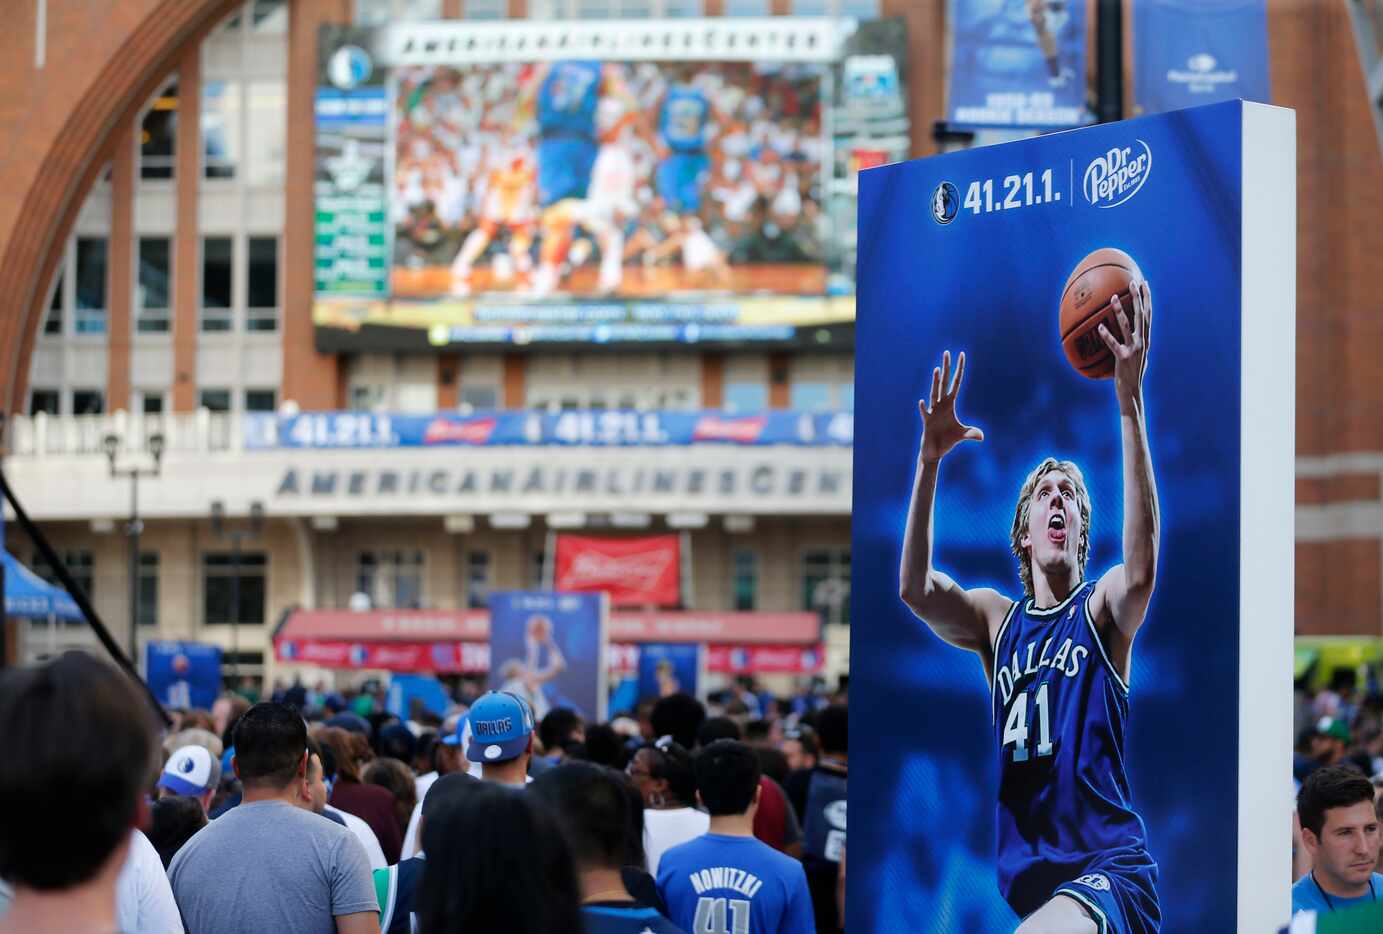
[852,101,1294,932]
[488,590,609,723]
[314,18,906,351]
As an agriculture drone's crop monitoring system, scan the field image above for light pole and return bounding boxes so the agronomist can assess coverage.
[104,431,164,660]
[211,500,264,689]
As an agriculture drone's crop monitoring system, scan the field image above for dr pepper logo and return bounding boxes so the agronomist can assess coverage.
[1083,140,1152,208]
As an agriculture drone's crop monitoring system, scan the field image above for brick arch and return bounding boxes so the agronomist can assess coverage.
[0,0,245,415]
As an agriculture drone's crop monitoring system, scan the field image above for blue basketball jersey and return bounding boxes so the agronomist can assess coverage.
[538,61,602,139]
[657,834,815,934]
[991,580,1155,918]
[659,86,710,154]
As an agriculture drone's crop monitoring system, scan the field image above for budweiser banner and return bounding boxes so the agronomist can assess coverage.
[554,535,681,607]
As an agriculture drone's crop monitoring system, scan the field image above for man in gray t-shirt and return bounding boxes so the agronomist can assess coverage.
[169,703,379,934]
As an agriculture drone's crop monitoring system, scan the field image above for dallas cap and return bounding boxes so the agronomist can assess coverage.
[157,745,221,797]
[465,691,535,764]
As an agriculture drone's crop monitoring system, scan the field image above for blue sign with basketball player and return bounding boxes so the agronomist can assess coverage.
[852,100,1295,932]
[947,0,1090,129]
[636,643,702,704]
[488,591,609,725]
[146,641,222,711]
[1133,0,1271,116]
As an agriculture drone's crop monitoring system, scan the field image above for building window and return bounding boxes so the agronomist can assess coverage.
[199,389,232,413]
[34,550,95,616]
[246,236,279,331]
[791,0,829,12]
[75,237,107,334]
[790,382,833,411]
[138,552,159,626]
[140,82,178,181]
[201,236,233,331]
[839,0,881,17]
[467,551,491,609]
[44,272,64,336]
[251,0,288,32]
[137,237,172,333]
[464,0,507,16]
[72,390,104,415]
[724,381,768,413]
[839,383,854,411]
[460,386,498,411]
[802,548,850,626]
[203,553,267,625]
[732,549,758,611]
[29,389,60,416]
[140,392,165,414]
[245,389,277,412]
[356,0,442,24]
[356,550,424,609]
[246,83,285,188]
[203,80,240,179]
[723,0,769,14]
[350,385,387,411]
[663,0,702,13]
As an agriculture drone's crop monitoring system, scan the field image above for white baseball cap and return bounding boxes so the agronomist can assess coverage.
[157,745,220,796]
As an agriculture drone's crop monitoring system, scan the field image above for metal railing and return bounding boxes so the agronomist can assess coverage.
[7,410,240,459]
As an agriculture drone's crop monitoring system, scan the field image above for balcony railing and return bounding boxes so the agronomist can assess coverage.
[5,408,855,458]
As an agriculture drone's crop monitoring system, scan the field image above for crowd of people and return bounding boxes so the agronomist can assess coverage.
[393,59,827,297]
[1289,671,1383,927]
[0,652,848,933]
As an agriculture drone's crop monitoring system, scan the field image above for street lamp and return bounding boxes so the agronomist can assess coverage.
[211,500,264,688]
[105,431,164,660]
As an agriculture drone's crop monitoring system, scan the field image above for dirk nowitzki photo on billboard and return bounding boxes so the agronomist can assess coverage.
[851,100,1294,933]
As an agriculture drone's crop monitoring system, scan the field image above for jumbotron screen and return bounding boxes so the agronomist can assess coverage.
[313,19,907,350]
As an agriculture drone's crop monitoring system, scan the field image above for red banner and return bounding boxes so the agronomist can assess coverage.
[553,535,681,607]
[275,639,823,676]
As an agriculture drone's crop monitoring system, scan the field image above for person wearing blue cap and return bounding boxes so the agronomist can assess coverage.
[466,691,537,788]
[156,745,222,816]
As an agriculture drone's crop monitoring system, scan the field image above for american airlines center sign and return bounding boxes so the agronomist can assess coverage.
[1,446,851,520]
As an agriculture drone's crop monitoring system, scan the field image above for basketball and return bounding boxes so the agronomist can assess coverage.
[1058,247,1142,379]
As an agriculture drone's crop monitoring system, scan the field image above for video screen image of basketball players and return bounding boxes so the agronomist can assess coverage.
[898,282,1161,933]
[519,60,649,297]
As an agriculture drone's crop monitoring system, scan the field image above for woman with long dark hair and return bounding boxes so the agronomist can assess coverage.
[417,783,582,934]
[624,737,707,876]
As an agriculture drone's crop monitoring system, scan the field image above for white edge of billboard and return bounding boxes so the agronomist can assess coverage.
[376,17,855,65]
[1238,100,1295,933]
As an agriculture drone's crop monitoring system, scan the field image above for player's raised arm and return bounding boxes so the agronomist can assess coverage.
[1094,280,1160,637]
[898,352,1010,655]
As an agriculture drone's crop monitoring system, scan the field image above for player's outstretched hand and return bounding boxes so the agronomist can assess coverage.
[1098,279,1152,404]
[919,350,984,464]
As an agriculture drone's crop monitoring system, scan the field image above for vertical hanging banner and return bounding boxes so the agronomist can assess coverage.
[947,0,1090,129]
[315,26,391,297]
[1134,0,1271,115]
[488,591,609,723]
[146,641,223,710]
[553,535,681,607]
[636,643,704,703]
[853,100,1294,932]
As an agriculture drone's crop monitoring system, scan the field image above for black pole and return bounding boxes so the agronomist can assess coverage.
[1095,0,1124,124]
[128,472,141,668]
[0,469,170,725]
[231,537,241,689]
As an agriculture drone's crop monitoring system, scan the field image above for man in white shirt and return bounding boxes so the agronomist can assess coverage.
[0,653,161,934]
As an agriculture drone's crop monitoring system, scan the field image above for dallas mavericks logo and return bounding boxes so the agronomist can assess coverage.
[931,181,959,225]
[179,756,196,775]
[328,45,373,90]
[1074,874,1111,892]
[348,644,369,666]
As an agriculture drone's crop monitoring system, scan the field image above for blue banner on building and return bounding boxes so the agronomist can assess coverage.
[244,410,854,450]
[1134,0,1270,114]
[636,643,703,705]
[488,591,608,724]
[948,0,1089,129]
[146,641,222,711]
